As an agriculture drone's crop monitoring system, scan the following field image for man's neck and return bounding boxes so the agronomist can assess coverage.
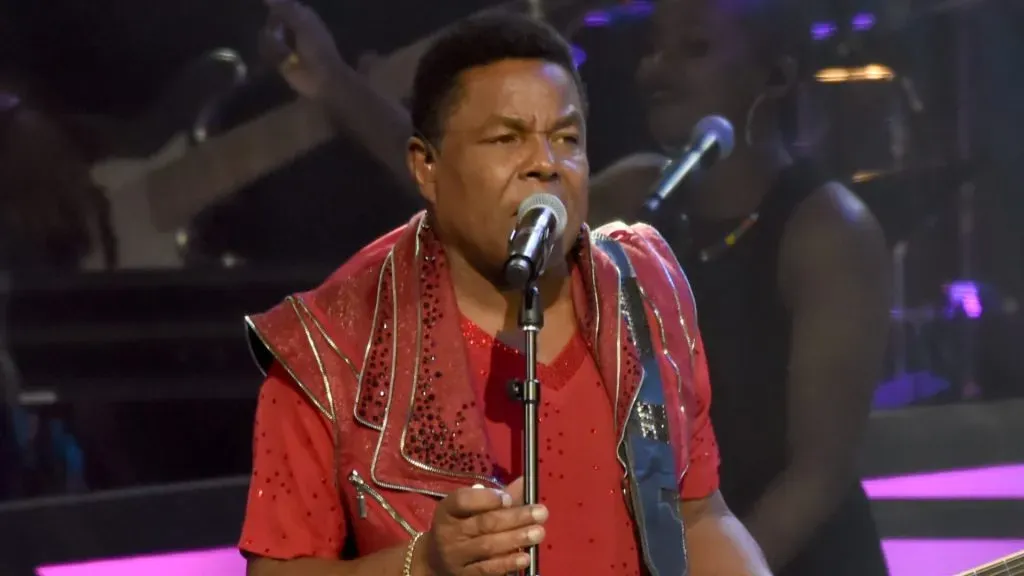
[446,247,574,336]
[684,139,793,220]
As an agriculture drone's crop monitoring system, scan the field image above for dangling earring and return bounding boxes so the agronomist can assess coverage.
[744,91,767,147]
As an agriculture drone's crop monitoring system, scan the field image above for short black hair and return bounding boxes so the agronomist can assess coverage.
[409,13,586,145]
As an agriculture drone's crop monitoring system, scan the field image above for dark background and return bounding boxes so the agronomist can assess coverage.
[0,0,1022,573]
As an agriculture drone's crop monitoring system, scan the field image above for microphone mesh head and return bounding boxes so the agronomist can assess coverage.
[516,193,568,237]
[692,115,735,160]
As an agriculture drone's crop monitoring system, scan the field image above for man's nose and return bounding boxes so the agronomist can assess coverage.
[521,138,559,183]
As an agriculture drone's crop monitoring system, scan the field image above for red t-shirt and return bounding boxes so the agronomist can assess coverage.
[240,319,719,568]
[463,318,642,575]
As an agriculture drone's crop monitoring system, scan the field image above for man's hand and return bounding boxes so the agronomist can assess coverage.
[416,478,548,576]
[259,0,346,101]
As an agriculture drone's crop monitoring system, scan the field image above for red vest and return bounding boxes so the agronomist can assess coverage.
[245,213,701,555]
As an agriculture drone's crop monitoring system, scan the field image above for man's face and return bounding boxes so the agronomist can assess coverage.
[636,0,764,150]
[419,59,589,281]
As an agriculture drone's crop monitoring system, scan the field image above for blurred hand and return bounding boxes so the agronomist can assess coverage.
[416,477,548,576]
[259,0,346,101]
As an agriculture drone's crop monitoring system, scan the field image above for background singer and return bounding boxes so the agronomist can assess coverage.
[589,1,892,574]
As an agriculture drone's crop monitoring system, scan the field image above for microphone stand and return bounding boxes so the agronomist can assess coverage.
[509,282,542,576]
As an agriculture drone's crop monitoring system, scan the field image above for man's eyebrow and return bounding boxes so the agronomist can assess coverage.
[477,110,584,131]
[483,115,529,131]
[551,110,584,131]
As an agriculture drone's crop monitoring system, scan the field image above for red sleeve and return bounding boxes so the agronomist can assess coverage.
[601,223,721,499]
[679,329,721,500]
[239,363,345,560]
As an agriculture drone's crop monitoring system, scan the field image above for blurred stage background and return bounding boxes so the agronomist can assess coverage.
[1,0,1022,574]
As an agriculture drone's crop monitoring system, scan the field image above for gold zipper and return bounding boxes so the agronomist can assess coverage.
[348,470,418,536]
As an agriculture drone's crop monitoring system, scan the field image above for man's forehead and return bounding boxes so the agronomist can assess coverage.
[451,60,581,116]
[458,59,575,93]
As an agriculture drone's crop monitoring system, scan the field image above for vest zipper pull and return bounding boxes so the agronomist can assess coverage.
[348,470,370,519]
[356,489,368,518]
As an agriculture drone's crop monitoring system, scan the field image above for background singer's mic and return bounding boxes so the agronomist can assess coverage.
[643,115,735,213]
[504,193,567,289]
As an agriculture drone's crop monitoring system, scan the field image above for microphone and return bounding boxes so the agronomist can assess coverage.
[504,193,568,289]
[643,115,735,213]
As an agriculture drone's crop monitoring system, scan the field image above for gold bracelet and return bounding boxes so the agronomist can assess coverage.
[403,531,424,576]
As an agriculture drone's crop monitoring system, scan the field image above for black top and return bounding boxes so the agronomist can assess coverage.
[658,160,888,575]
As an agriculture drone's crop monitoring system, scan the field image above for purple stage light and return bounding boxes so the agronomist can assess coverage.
[852,12,876,31]
[811,21,837,41]
[572,44,587,67]
[863,464,1024,500]
[582,0,654,27]
[36,464,1024,576]
[883,539,1024,576]
[39,539,1024,576]
[36,548,245,576]
[582,11,611,26]
[946,281,983,318]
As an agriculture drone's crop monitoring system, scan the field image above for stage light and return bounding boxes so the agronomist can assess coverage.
[812,21,839,41]
[812,13,877,40]
[581,0,653,28]
[571,44,587,67]
[945,281,983,319]
[815,64,896,83]
[851,12,876,31]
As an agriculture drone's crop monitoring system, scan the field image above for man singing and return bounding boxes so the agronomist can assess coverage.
[240,13,768,576]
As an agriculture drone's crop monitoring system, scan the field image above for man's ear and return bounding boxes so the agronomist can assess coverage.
[407,135,437,205]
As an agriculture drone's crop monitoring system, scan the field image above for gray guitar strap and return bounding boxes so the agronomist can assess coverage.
[595,236,688,576]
